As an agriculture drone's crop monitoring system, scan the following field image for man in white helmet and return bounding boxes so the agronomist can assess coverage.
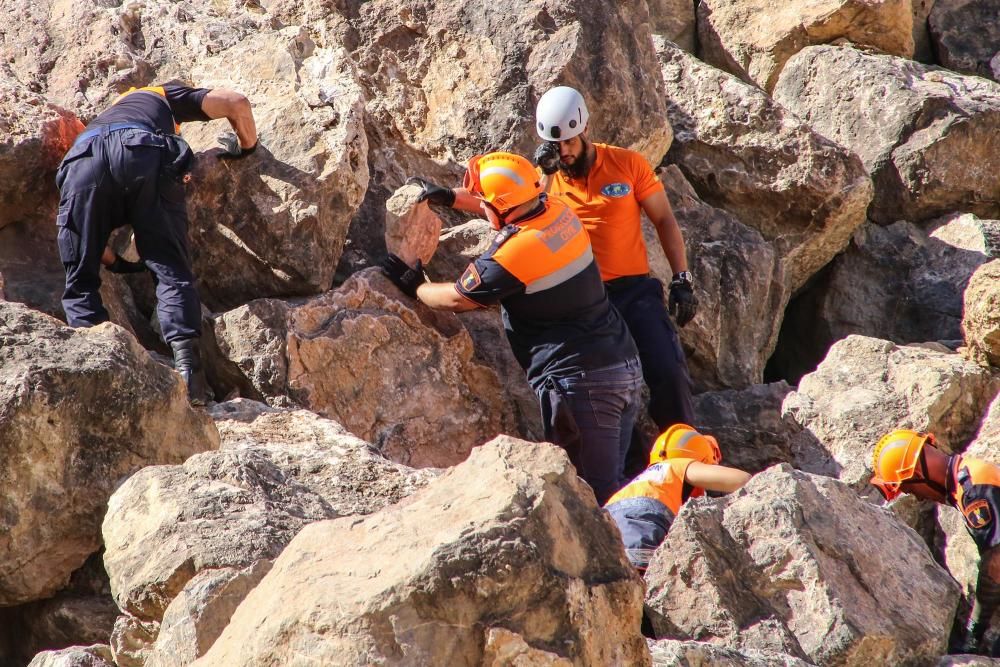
[533,85,697,478]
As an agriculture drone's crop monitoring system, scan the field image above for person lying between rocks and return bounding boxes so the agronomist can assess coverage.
[381,151,642,505]
[872,429,1000,656]
[604,424,751,573]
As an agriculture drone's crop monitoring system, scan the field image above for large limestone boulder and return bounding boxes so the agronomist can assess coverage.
[963,260,1000,368]
[180,28,369,310]
[27,646,115,667]
[0,68,83,230]
[192,437,650,666]
[772,217,997,379]
[347,0,671,170]
[782,335,1000,488]
[0,302,218,606]
[0,0,271,117]
[693,382,800,474]
[696,0,914,92]
[773,45,1000,225]
[102,400,432,634]
[649,639,812,666]
[653,165,786,390]
[211,269,516,466]
[645,465,961,664]
[658,39,872,293]
[929,0,1000,81]
[649,0,697,52]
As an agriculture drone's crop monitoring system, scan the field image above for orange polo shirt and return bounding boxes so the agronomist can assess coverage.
[547,143,664,281]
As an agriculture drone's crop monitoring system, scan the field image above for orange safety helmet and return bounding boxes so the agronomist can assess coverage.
[650,424,722,466]
[870,429,936,501]
[474,152,542,214]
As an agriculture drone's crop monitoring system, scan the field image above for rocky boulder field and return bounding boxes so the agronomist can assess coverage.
[1,0,999,665]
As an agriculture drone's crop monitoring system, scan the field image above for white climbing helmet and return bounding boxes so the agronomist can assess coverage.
[535,86,589,142]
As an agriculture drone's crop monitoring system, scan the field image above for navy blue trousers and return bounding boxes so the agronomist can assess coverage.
[55,127,201,343]
[537,357,644,505]
[607,277,695,476]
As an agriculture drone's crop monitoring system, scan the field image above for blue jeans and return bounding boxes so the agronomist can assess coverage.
[537,357,643,504]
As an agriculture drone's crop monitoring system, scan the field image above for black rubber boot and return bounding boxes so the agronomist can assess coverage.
[170,337,209,406]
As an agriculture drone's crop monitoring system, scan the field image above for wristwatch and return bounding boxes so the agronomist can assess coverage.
[672,271,694,285]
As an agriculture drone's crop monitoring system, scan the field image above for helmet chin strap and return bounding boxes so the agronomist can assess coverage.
[909,454,948,497]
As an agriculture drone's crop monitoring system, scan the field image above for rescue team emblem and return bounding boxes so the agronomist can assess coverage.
[601,182,631,198]
[460,264,481,291]
[963,499,993,530]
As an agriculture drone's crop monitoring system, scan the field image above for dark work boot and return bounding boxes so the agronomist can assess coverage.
[169,337,209,406]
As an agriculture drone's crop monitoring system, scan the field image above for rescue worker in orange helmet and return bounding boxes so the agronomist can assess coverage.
[381,152,642,504]
[532,86,698,481]
[55,82,258,404]
[604,424,751,572]
[871,429,1000,656]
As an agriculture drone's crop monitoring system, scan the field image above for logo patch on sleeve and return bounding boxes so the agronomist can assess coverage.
[459,264,481,291]
[963,499,993,530]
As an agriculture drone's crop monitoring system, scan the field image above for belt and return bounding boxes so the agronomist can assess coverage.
[604,274,649,293]
[73,122,158,146]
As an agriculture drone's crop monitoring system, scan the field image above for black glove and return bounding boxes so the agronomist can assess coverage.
[533,142,561,175]
[405,176,455,207]
[668,272,698,327]
[217,132,258,160]
[106,255,146,274]
[380,253,426,298]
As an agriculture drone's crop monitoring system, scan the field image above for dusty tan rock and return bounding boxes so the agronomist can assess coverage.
[0,302,218,607]
[692,382,800,474]
[145,562,272,667]
[653,165,786,389]
[193,437,649,666]
[967,392,1000,461]
[384,183,443,266]
[180,28,369,310]
[774,45,1000,225]
[27,645,115,667]
[0,67,84,231]
[212,269,516,466]
[929,0,1000,81]
[429,218,497,281]
[658,38,872,293]
[696,0,914,91]
[102,400,432,629]
[110,614,157,667]
[648,639,812,666]
[773,217,997,378]
[963,260,1000,368]
[649,0,697,52]
[645,465,960,665]
[782,335,1000,488]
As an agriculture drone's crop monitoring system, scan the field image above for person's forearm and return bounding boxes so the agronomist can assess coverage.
[415,282,480,312]
[452,188,483,213]
[201,89,258,148]
[653,214,688,274]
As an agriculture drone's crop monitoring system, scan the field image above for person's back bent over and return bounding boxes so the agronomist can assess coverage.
[55,83,257,403]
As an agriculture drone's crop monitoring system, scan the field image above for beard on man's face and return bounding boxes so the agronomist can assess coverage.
[559,136,593,179]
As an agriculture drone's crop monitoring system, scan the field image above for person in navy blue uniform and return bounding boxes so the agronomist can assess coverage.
[872,429,1000,656]
[55,83,257,403]
[383,152,643,504]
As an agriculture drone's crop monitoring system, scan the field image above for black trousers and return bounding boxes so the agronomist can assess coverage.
[607,276,696,477]
[55,126,200,343]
